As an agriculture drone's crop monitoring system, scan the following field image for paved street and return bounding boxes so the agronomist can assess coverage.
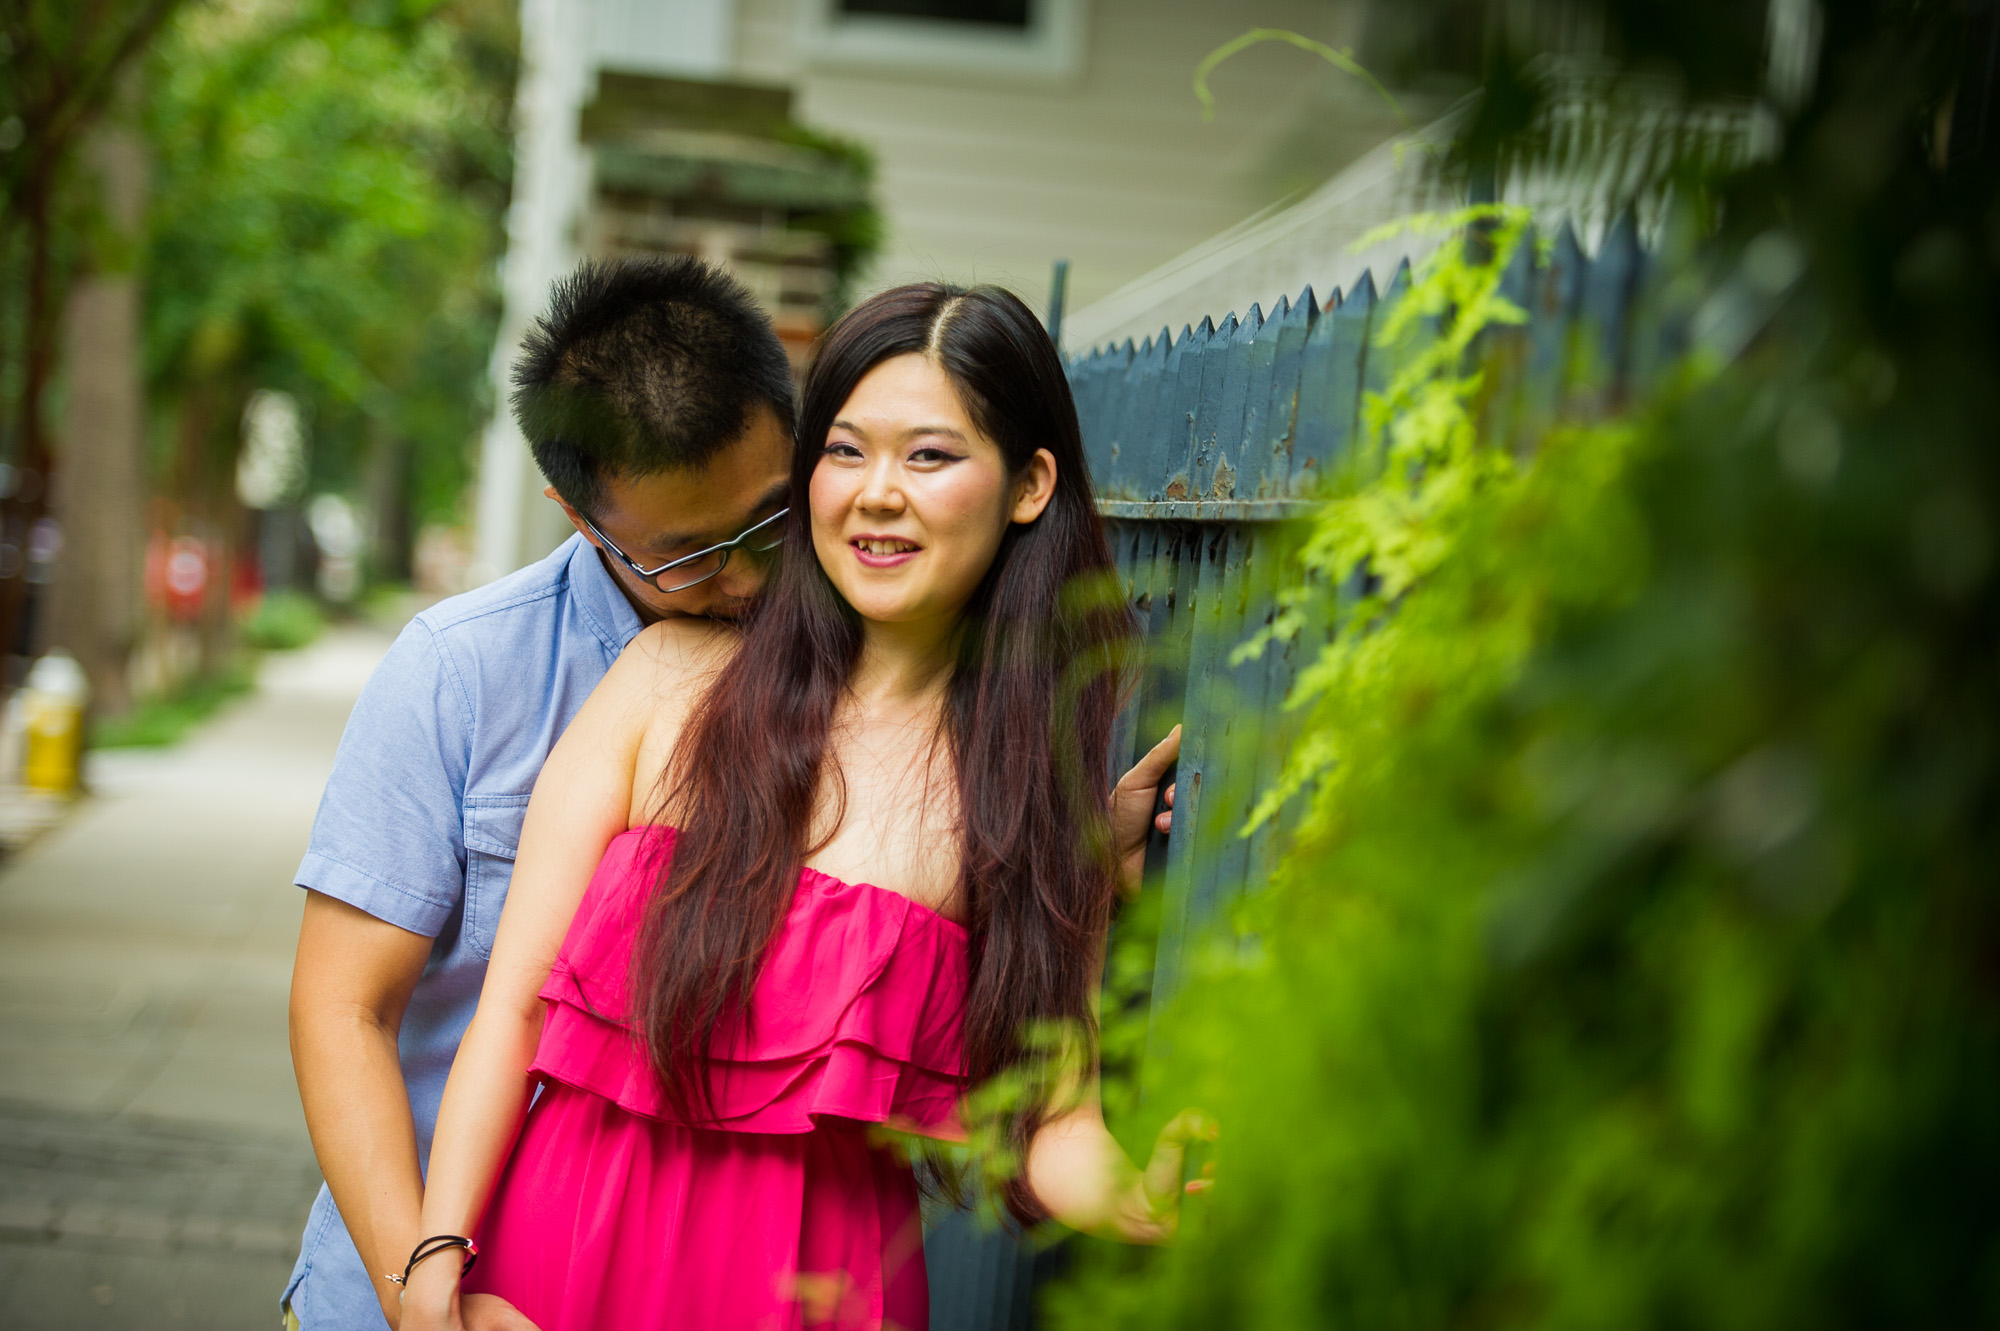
[0,629,391,1329]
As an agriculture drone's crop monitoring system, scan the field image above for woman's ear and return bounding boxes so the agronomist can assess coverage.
[1011,448,1058,524]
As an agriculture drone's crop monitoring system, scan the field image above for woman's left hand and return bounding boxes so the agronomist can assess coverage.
[1121,1106,1217,1243]
[1110,727,1180,898]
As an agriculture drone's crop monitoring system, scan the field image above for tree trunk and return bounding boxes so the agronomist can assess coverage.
[365,420,414,585]
[44,112,149,717]
[0,157,61,681]
[161,370,245,683]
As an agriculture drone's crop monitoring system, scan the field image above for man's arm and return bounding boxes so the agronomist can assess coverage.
[290,891,433,1327]
[286,617,498,1328]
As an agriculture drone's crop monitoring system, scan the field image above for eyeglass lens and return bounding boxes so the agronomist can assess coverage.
[642,514,786,592]
[656,551,727,592]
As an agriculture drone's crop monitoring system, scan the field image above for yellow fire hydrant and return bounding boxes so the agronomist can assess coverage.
[22,650,89,793]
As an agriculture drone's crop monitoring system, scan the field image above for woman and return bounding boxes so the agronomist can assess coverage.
[401,284,1203,1331]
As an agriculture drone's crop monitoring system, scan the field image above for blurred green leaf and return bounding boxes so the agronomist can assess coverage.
[144,0,516,527]
[1053,3,2000,1326]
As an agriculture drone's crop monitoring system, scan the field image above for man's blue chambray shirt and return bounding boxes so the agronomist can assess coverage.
[283,533,643,1329]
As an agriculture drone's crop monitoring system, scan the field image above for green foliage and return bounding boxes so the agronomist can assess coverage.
[92,660,254,748]
[1237,207,1547,834]
[144,0,515,522]
[239,589,322,650]
[1051,4,2000,1324]
[1192,27,1409,129]
[0,0,186,445]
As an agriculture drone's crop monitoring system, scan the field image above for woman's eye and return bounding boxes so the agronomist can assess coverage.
[909,447,963,465]
[822,441,863,460]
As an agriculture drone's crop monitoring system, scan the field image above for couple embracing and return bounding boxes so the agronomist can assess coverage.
[285,260,1204,1331]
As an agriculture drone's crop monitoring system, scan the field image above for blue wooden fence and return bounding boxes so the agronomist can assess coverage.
[926,214,1657,1331]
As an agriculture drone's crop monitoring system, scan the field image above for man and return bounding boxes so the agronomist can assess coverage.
[284,256,795,1329]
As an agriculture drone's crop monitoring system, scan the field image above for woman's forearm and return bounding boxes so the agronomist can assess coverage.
[396,998,545,1327]
[415,1001,545,1240]
[399,630,666,1328]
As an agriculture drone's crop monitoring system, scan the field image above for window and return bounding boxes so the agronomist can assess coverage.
[799,0,1086,83]
[839,0,1030,27]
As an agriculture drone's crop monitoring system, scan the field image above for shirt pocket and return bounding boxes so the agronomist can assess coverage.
[462,794,533,961]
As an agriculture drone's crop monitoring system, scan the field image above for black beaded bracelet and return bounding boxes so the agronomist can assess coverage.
[386,1234,480,1288]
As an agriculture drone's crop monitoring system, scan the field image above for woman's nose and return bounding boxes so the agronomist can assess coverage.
[855,460,906,513]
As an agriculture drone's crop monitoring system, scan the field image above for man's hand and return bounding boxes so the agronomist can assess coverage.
[1111,726,1180,898]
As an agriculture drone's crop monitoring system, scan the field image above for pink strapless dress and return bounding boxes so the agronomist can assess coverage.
[461,827,967,1331]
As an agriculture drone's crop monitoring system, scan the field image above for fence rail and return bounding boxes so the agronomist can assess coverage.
[926,213,1660,1331]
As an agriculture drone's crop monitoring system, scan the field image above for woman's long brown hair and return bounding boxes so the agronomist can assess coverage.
[629,283,1132,1223]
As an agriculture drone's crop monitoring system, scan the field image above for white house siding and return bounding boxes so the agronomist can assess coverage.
[473,0,600,581]
[1061,109,1467,352]
[735,0,1402,314]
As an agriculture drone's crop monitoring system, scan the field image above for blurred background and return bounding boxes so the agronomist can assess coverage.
[3,0,1996,1327]
[0,0,1438,733]
[0,2,1440,1322]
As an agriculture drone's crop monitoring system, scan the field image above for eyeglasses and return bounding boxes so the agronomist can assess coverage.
[580,507,788,594]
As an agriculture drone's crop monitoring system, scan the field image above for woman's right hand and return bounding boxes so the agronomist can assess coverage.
[397,1269,540,1331]
[394,1256,467,1331]
[463,1294,542,1331]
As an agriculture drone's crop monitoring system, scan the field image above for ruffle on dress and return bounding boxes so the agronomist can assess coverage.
[529,827,968,1138]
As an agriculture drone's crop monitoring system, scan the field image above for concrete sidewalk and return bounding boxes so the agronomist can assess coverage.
[0,628,392,1329]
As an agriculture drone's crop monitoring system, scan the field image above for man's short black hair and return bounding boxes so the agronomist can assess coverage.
[510,256,796,518]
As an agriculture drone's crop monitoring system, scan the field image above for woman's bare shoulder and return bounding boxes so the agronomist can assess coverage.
[627,617,737,671]
[602,617,738,707]
[615,621,738,823]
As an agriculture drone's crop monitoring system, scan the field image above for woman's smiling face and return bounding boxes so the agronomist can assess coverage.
[810,352,1054,630]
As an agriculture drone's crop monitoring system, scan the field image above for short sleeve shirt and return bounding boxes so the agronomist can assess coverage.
[283,534,643,1328]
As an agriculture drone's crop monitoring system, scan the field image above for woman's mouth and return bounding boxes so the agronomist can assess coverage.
[851,536,921,568]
